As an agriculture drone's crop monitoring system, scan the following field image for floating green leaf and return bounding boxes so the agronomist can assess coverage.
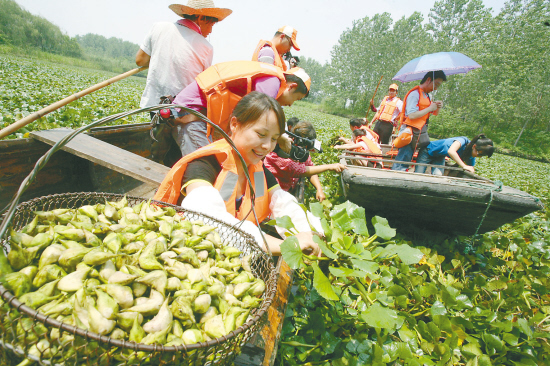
[280,236,304,269]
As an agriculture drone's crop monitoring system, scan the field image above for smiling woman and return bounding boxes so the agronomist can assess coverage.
[154,92,323,256]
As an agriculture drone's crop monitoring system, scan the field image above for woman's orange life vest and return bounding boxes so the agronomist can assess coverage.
[154,139,271,224]
[354,135,382,155]
[402,85,432,130]
[251,40,287,71]
[375,96,401,123]
[195,61,287,134]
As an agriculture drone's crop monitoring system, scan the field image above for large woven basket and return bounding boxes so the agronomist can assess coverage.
[0,192,277,366]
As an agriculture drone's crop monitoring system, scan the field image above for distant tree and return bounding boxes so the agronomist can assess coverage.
[76,34,139,60]
[298,56,326,103]
[0,0,82,57]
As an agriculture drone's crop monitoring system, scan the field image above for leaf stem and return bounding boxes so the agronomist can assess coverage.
[353,278,374,305]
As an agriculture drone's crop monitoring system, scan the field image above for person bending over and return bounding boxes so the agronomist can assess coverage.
[264,120,346,201]
[415,134,494,175]
[154,92,322,256]
[335,129,382,167]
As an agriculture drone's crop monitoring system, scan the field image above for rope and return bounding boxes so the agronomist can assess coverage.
[464,180,503,254]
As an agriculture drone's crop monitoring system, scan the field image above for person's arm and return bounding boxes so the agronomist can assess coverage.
[135,49,150,67]
[447,140,474,173]
[303,163,347,176]
[334,143,363,150]
[338,136,353,144]
[308,175,326,202]
[369,102,383,127]
[407,102,439,120]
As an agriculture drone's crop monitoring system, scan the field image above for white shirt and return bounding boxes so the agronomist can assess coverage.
[139,22,213,108]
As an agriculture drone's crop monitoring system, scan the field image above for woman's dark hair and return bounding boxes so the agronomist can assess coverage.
[353,129,367,137]
[461,134,494,159]
[349,118,364,128]
[230,91,285,134]
[284,74,309,97]
[420,70,447,84]
[291,120,316,140]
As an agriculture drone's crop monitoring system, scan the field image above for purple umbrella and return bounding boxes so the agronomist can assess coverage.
[392,52,481,83]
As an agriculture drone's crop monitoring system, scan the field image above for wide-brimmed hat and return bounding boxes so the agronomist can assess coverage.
[169,1,232,22]
[278,26,300,51]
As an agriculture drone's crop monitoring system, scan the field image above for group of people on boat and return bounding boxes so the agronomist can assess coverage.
[137,1,494,256]
[137,1,326,256]
[336,71,495,175]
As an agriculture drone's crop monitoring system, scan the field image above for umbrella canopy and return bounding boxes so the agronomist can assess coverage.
[392,52,481,83]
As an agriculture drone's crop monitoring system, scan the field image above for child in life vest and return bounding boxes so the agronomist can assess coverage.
[154,92,322,256]
[334,128,382,167]
[415,134,494,175]
[264,120,346,201]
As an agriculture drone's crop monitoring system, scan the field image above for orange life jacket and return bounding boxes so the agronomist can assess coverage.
[376,96,401,123]
[402,85,432,130]
[154,139,271,224]
[195,61,287,135]
[359,126,380,144]
[251,40,287,71]
[355,135,382,155]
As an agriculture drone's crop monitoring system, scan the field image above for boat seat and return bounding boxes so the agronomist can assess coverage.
[30,128,170,186]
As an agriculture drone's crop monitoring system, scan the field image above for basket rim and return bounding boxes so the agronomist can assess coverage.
[0,191,278,353]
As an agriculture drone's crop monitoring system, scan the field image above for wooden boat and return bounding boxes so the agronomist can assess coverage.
[0,122,292,366]
[339,150,545,235]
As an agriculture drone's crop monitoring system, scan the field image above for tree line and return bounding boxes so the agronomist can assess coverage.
[302,0,550,157]
[0,0,139,74]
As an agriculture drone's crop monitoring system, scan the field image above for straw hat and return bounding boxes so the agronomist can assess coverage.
[169,1,232,22]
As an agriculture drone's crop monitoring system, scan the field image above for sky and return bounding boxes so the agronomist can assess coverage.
[14,0,507,65]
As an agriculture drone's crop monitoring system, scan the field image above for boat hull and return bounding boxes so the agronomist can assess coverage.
[0,123,155,209]
[341,165,544,235]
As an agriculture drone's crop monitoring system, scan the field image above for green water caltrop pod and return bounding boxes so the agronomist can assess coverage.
[2,196,266,355]
[0,199,265,362]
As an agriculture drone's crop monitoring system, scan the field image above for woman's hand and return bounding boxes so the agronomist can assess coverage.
[295,232,322,257]
[463,165,475,173]
[330,163,347,172]
[316,189,326,202]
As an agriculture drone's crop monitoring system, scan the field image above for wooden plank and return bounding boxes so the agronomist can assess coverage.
[233,260,294,366]
[262,259,293,365]
[30,129,170,186]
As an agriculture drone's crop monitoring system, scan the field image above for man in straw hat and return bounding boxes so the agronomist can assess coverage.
[164,60,311,163]
[136,1,232,110]
[367,83,403,144]
[252,26,301,71]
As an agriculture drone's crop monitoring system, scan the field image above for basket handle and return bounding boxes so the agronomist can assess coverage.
[0,105,272,258]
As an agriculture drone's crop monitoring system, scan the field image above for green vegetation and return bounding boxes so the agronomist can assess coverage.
[0,0,140,75]
[301,0,550,159]
[278,103,550,365]
[1,20,549,362]
[0,55,148,139]
[0,0,81,57]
